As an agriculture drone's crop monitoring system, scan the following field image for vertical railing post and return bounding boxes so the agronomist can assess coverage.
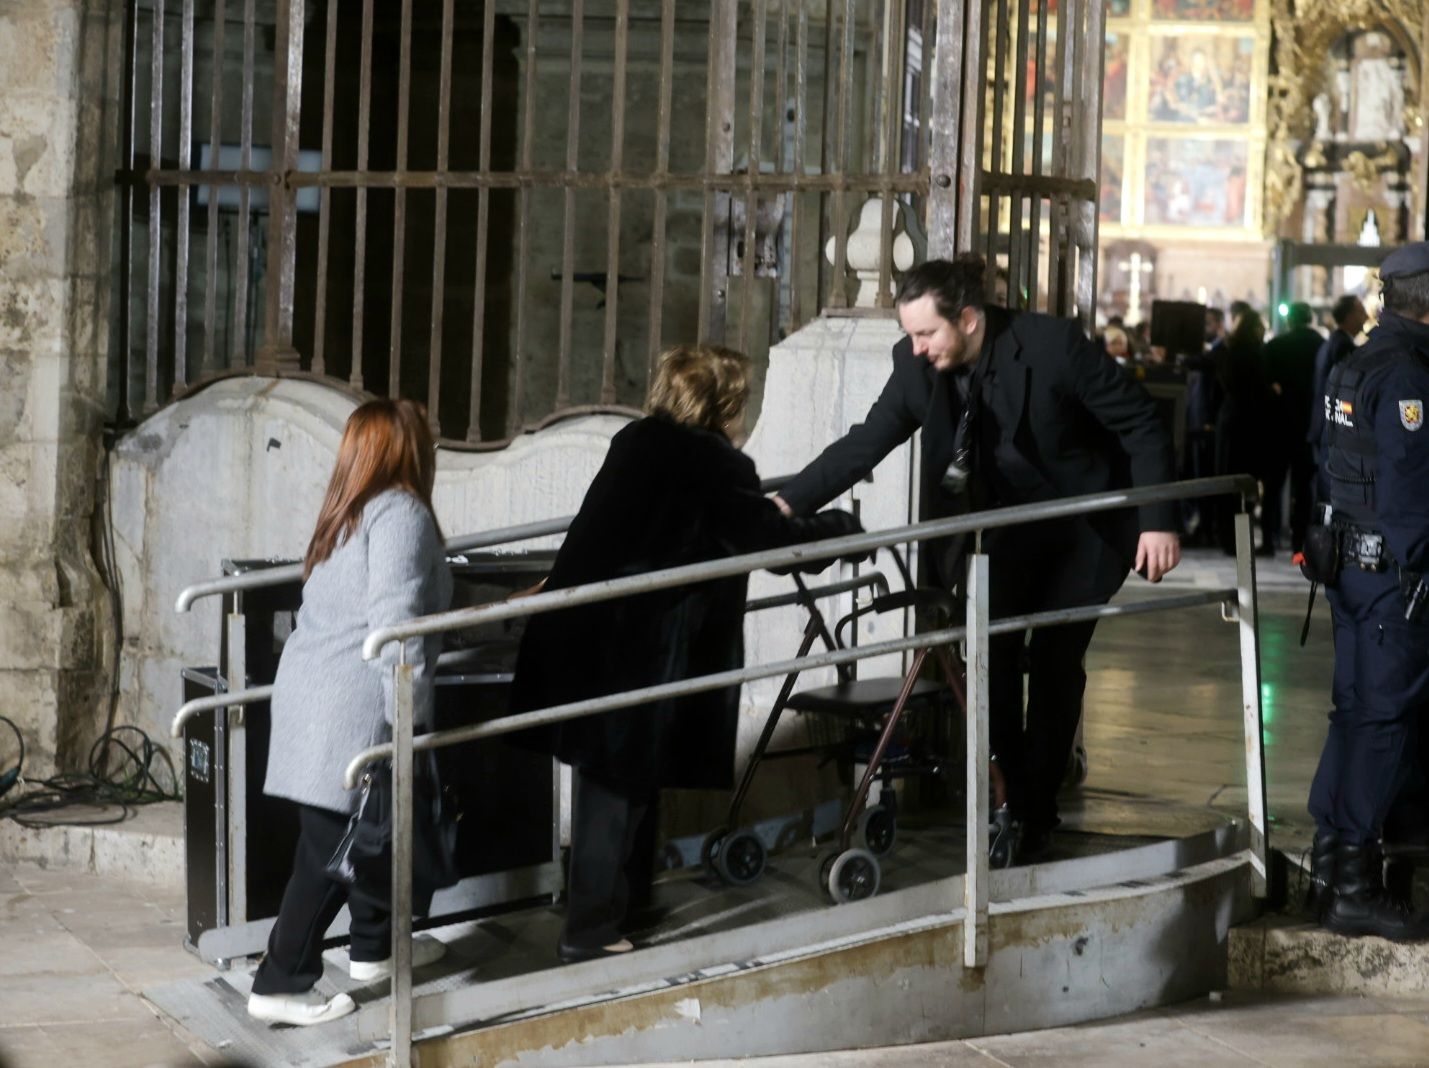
[964,551,990,968]
[1233,508,1269,897]
[927,0,971,257]
[389,655,415,1068]
[698,0,737,343]
[223,606,248,927]
[255,0,305,375]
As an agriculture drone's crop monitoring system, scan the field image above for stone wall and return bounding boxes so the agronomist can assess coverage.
[0,0,123,776]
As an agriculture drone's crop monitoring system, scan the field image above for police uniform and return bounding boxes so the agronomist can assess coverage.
[1306,242,1429,940]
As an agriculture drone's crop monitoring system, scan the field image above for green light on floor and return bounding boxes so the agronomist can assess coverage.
[1260,682,1277,726]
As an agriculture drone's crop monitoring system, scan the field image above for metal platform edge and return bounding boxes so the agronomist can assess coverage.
[343,824,1252,1064]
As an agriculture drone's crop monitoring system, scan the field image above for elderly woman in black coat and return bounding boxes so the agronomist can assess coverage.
[510,344,860,962]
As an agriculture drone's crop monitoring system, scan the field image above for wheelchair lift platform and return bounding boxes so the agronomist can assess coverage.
[145,809,1255,1068]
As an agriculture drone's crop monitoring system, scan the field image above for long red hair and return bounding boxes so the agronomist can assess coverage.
[303,398,443,579]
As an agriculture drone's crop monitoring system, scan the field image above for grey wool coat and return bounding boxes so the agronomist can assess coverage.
[264,489,453,815]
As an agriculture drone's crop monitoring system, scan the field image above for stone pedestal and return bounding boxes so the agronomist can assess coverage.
[0,0,122,775]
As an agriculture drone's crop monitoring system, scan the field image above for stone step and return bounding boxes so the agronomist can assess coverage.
[0,801,184,890]
[1230,913,1429,998]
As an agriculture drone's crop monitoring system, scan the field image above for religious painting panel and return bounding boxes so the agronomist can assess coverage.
[1023,32,1129,125]
[1147,34,1255,124]
[1101,135,1125,223]
[1143,138,1251,227]
[1150,0,1253,22]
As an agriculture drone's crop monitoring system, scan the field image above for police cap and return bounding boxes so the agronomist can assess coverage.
[1378,242,1429,280]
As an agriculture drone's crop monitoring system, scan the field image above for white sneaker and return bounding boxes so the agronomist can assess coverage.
[247,989,356,1027]
[349,933,447,982]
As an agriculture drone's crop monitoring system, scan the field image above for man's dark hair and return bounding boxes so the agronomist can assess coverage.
[1229,299,1252,320]
[896,254,987,320]
[1382,272,1429,319]
[1286,301,1313,329]
[1330,294,1362,326]
[1206,307,1225,326]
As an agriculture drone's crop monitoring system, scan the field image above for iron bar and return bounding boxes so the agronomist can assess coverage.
[1073,0,1105,330]
[1046,0,1068,314]
[789,2,808,328]
[118,0,138,421]
[257,0,305,374]
[144,0,163,413]
[351,0,374,389]
[148,168,928,194]
[1027,0,1049,307]
[957,0,983,252]
[1059,0,1083,315]
[389,658,415,1068]
[467,0,498,442]
[1007,0,1030,309]
[232,0,255,370]
[645,0,676,376]
[556,0,586,409]
[771,0,788,344]
[876,0,906,309]
[170,685,275,737]
[928,0,964,256]
[816,0,836,309]
[428,0,455,425]
[739,0,767,354]
[920,0,934,170]
[511,0,540,431]
[698,0,737,342]
[388,0,414,397]
[201,0,226,376]
[173,0,194,395]
[312,0,339,376]
[827,0,855,309]
[600,0,630,405]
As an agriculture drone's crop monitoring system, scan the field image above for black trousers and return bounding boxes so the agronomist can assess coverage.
[251,803,390,996]
[563,767,658,950]
[985,519,1116,832]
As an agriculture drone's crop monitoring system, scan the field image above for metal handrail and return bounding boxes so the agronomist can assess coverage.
[170,685,274,737]
[344,471,1264,1066]
[361,475,1257,660]
[171,476,797,612]
[343,587,1236,789]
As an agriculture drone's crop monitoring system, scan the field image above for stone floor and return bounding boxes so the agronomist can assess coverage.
[1,548,1392,1067]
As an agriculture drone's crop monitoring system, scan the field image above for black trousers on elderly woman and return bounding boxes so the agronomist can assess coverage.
[562,767,659,951]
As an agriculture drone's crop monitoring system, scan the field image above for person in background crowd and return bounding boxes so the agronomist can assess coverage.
[510,345,862,963]
[1308,294,1369,472]
[1104,325,1133,367]
[1262,302,1322,554]
[248,399,452,1027]
[1182,307,1227,545]
[1214,308,1271,554]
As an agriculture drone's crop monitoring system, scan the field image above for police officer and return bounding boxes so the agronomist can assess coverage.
[1307,242,1429,940]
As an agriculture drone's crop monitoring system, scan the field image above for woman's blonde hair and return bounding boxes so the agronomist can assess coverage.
[303,398,442,579]
[646,344,751,433]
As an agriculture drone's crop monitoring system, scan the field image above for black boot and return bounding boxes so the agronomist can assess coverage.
[1322,841,1429,942]
[1304,829,1338,920]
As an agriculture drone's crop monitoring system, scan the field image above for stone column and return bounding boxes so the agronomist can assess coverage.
[0,0,122,775]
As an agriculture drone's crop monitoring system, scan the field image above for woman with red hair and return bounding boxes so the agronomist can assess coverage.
[247,398,452,1026]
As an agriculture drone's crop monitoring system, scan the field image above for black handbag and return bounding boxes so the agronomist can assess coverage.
[324,752,460,915]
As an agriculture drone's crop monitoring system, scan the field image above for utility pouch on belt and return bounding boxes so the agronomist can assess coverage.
[1300,524,1341,589]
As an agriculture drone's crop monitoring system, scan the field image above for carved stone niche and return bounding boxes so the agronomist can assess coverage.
[1265,1,1423,239]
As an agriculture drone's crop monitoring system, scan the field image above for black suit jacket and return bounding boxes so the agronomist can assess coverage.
[779,306,1177,602]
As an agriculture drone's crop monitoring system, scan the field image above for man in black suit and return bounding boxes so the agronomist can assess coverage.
[773,255,1180,865]
[1261,302,1324,554]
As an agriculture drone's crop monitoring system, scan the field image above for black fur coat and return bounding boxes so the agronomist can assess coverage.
[509,415,857,790]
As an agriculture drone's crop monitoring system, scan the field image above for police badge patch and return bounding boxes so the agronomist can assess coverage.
[1401,400,1424,431]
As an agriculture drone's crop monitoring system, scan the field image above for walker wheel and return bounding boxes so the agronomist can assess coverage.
[713,829,766,886]
[859,805,897,856]
[701,825,730,879]
[825,848,881,904]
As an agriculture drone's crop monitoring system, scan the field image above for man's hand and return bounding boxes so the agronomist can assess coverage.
[770,493,795,518]
[1135,531,1181,583]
